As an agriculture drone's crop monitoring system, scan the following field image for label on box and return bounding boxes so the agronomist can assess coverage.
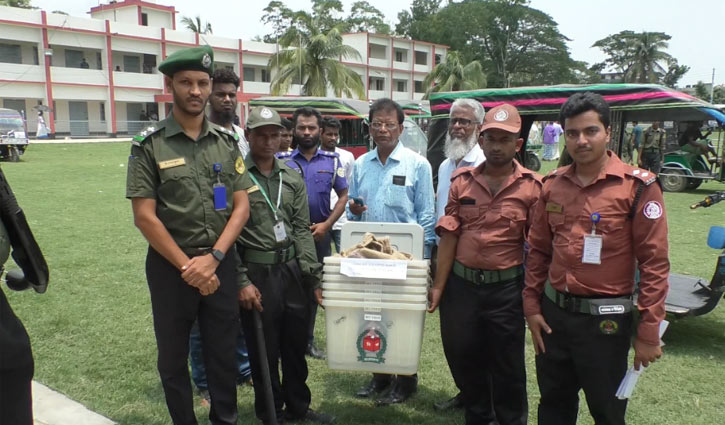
[339,258,408,280]
[364,313,382,322]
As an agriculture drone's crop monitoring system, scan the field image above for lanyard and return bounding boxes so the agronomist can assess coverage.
[249,171,283,221]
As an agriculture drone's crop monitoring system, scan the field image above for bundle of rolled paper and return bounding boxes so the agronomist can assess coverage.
[336,233,413,260]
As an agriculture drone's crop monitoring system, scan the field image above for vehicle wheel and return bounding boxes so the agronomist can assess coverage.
[8,146,19,162]
[660,169,688,192]
[525,152,541,171]
[686,178,702,190]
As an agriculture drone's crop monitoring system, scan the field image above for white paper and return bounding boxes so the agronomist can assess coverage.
[615,319,669,399]
[339,258,408,280]
[582,234,602,264]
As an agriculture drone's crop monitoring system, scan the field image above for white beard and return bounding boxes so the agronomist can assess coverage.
[444,132,478,162]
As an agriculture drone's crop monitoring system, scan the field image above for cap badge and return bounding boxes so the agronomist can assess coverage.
[494,109,509,121]
[201,53,211,69]
[260,108,274,119]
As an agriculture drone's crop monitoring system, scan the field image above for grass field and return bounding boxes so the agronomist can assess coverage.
[3,143,725,425]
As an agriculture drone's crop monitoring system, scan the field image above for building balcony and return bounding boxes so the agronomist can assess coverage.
[368,90,387,100]
[113,71,162,90]
[368,58,389,69]
[414,64,432,73]
[51,67,107,87]
[0,63,44,84]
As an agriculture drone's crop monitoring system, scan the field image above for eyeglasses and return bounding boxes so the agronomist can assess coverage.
[370,122,399,131]
[449,118,477,127]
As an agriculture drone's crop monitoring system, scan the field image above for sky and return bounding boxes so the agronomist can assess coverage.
[31,0,725,88]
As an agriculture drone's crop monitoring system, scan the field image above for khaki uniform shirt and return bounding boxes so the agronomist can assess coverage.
[641,127,666,152]
[436,160,542,270]
[125,113,251,250]
[238,156,321,289]
[523,152,669,345]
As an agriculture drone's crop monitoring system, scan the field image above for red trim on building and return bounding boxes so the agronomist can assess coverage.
[137,6,142,25]
[411,41,415,97]
[0,79,44,85]
[115,86,162,91]
[105,20,117,135]
[40,11,55,135]
[195,32,199,46]
[365,33,370,100]
[431,45,436,90]
[89,0,176,15]
[161,28,167,94]
[389,38,394,98]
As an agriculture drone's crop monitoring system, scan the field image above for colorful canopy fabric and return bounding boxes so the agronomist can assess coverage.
[249,97,369,119]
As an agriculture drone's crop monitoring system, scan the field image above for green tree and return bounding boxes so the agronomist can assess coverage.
[662,58,690,88]
[395,0,442,40]
[180,15,212,34]
[268,25,365,98]
[348,1,391,34]
[694,81,709,100]
[712,85,725,104]
[422,51,486,97]
[260,1,295,43]
[593,31,679,83]
[0,0,33,8]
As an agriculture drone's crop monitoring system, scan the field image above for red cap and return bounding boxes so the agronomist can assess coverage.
[481,104,521,134]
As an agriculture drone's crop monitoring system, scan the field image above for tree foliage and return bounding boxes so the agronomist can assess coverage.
[422,51,486,98]
[694,81,709,100]
[259,0,390,43]
[395,0,442,41]
[592,31,682,84]
[268,25,365,98]
[0,0,33,8]
[180,15,213,35]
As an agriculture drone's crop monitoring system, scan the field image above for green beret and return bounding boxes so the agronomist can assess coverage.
[159,45,214,77]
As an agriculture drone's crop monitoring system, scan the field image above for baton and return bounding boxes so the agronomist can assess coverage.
[252,308,278,425]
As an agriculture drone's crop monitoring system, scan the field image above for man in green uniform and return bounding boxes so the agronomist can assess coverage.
[637,121,666,174]
[237,107,334,424]
[126,45,251,425]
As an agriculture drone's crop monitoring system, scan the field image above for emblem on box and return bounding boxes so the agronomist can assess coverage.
[357,325,387,364]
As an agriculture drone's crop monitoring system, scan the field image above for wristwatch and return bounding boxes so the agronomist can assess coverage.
[211,249,225,262]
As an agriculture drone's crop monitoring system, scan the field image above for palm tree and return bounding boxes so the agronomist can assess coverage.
[181,15,213,35]
[422,51,486,98]
[625,32,673,83]
[267,19,365,98]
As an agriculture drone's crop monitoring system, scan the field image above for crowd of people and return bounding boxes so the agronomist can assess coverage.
[119,45,673,425]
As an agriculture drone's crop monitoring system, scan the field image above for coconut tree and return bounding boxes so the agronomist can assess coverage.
[626,32,673,83]
[181,15,213,35]
[422,51,486,98]
[267,18,365,98]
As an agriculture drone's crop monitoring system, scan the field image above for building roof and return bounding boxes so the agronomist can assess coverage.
[89,0,176,16]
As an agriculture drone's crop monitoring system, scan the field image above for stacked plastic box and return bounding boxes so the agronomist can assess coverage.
[321,222,429,375]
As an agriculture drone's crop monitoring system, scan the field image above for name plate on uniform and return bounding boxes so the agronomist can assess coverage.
[159,157,186,169]
[339,258,407,280]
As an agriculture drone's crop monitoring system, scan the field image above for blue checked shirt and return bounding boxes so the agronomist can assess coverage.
[347,141,436,258]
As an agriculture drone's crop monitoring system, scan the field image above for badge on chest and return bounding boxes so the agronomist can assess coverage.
[392,175,406,186]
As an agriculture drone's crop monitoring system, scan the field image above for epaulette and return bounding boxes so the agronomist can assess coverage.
[131,124,163,147]
[276,151,293,159]
[628,168,658,186]
[450,166,474,181]
[542,167,560,182]
[319,150,339,158]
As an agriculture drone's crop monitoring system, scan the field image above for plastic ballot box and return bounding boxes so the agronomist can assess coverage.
[322,222,429,374]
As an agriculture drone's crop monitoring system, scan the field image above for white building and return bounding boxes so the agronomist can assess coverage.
[0,0,447,138]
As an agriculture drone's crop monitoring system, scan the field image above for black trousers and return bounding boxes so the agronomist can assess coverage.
[146,247,240,425]
[536,296,633,425]
[240,257,312,422]
[440,274,527,425]
[0,286,34,425]
[308,234,331,345]
[640,151,662,174]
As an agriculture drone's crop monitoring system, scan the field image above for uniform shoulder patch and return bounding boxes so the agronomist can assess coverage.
[132,124,162,146]
[628,167,657,185]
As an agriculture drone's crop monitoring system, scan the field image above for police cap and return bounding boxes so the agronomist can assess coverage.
[159,45,214,77]
[247,107,284,129]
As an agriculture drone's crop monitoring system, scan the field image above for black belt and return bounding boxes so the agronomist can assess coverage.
[452,261,523,285]
[544,281,633,315]
[181,247,213,257]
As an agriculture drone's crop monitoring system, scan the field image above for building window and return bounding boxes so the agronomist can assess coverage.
[100,103,106,122]
[123,55,141,73]
[369,44,386,60]
[0,44,22,64]
[141,13,148,26]
[414,51,427,65]
[243,67,255,82]
[261,69,270,83]
[396,80,407,92]
[32,46,39,65]
[414,80,424,93]
[435,54,442,65]
[368,77,384,91]
[395,50,406,63]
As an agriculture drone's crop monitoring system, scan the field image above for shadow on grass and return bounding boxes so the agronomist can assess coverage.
[663,313,725,357]
[314,372,464,425]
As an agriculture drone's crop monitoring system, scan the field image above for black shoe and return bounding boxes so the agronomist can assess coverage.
[433,392,464,411]
[306,343,326,360]
[355,375,393,398]
[284,409,336,424]
[375,377,417,406]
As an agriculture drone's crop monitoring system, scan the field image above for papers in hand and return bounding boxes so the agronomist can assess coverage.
[615,320,669,400]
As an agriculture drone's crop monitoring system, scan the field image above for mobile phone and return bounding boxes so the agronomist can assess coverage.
[353,197,365,206]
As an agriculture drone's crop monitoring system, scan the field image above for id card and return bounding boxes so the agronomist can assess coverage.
[213,183,227,210]
[582,234,603,264]
[273,221,287,242]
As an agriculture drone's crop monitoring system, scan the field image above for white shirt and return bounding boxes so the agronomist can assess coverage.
[233,123,250,159]
[330,147,355,231]
[436,143,486,225]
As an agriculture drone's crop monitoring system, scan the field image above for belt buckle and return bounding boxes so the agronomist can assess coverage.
[276,247,289,263]
[477,270,486,284]
[561,293,578,313]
